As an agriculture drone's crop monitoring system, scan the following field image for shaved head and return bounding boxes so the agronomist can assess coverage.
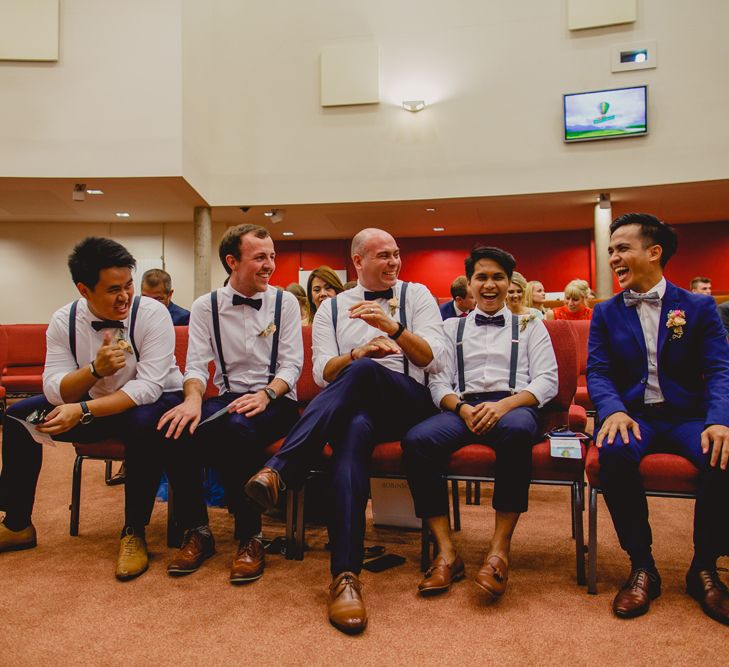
[351,227,401,290]
[351,228,395,259]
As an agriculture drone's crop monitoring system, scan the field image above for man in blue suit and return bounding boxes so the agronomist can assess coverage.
[142,268,190,326]
[439,275,475,320]
[587,213,729,625]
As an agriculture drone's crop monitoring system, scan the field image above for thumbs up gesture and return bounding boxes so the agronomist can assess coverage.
[93,331,126,377]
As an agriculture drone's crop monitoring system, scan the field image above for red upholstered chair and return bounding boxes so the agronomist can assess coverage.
[567,320,594,414]
[585,445,699,593]
[0,324,47,397]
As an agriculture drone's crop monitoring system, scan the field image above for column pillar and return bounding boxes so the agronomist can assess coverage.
[193,206,212,299]
[594,197,613,299]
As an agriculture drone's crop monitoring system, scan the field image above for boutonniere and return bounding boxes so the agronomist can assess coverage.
[666,309,686,340]
[114,330,133,355]
[519,313,536,332]
[258,322,277,338]
[388,296,399,317]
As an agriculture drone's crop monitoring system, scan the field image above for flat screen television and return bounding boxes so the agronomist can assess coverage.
[563,85,647,142]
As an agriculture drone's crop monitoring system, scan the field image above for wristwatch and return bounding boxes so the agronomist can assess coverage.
[263,387,277,402]
[79,401,94,425]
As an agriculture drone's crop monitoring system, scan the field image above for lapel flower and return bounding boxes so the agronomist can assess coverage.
[258,322,277,338]
[666,309,686,340]
[519,313,536,332]
[114,330,133,355]
[388,296,399,317]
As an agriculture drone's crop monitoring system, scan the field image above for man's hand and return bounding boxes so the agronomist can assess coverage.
[158,396,202,439]
[36,403,83,435]
[701,424,729,470]
[349,301,399,336]
[595,411,641,448]
[94,332,126,377]
[228,391,270,418]
[351,336,401,360]
[461,401,510,435]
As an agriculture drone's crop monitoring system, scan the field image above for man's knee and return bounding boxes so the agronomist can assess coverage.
[598,435,641,468]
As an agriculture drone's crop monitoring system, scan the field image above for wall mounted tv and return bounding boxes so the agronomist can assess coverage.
[563,85,647,142]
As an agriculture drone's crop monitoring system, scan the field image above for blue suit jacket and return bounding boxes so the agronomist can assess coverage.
[167,301,190,326]
[439,300,458,320]
[587,280,729,427]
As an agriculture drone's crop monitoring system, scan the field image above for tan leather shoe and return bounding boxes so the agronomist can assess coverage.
[0,522,37,553]
[244,467,283,512]
[230,537,265,584]
[475,554,509,599]
[167,529,215,576]
[328,571,367,635]
[686,569,729,626]
[115,530,149,581]
[612,568,661,618]
[418,554,465,595]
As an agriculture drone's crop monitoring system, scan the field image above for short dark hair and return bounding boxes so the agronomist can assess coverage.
[218,224,270,275]
[609,213,678,267]
[465,246,516,281]
[141,268,172,293]
[690,276,711,290]
[449,275,468,299]
[67,237,136,289]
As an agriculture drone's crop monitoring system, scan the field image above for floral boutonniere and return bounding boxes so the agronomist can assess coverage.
[114,330,134,355]
[666,309,686,340]
[519,313,536,332]
[388,296,399,317]
[258,322,277,338]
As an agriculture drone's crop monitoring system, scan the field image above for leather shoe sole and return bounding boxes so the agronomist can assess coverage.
[230,570,264,584]
[167,550,214,576]
[244,475,278,512]
[419,558,466,596]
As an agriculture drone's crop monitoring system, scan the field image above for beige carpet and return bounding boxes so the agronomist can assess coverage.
[0,436,727,666]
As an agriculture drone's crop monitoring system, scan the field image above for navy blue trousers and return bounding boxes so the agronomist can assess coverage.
[0,391,183,530]
[169,393,300,539]
[597,407,729,565]
[402,394,540,518]
[265,358,436,576]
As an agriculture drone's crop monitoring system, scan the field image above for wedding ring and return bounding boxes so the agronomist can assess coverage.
[369,308,374,313]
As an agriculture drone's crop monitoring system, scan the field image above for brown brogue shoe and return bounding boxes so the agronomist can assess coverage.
[230,537,265,584]
[475,555,509,599]
[0,522,37,553]
[612,568,661,618]
[687,569,729,626]
[418,554,465,595]
[328,571,367,635]
[167,529,215,576]
[244,467,283,512]
[115,529,149,581]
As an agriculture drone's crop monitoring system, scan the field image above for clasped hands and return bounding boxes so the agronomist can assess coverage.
[459,401,509,435]
[348,300,401,361]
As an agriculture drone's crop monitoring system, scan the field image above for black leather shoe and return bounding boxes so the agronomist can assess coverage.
[612,568,661,618]
[686,569,729,626]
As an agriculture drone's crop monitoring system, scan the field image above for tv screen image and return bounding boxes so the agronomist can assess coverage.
[563,85,647,142]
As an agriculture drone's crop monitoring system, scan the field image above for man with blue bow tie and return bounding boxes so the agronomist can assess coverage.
[588,213,729,625]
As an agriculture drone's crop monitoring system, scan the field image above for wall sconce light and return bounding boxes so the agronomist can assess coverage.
[402,100,426,112]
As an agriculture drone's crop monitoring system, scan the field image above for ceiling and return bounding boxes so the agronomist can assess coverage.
[1,176,728,239]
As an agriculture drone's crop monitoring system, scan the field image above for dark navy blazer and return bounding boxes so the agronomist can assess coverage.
[587,280,729,427]
[167,301,191,326]
[439,300,458,320]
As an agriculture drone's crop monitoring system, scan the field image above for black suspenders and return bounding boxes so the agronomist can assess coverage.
[211,288,283,393]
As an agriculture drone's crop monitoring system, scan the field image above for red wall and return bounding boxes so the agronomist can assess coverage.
[273,221,729,297]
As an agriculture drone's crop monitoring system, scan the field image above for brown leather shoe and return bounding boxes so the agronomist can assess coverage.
[328,571,367,635]
[686,569,729,626]
[115,529,149,581]
[167,529,215,576]
[0,522,37,553]
[475,555,509,599]
[230,537,265,584]
[244,467,284,512]
[612,568,661,618]
[418,554,465,595]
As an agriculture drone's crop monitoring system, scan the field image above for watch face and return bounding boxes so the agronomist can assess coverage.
[80,412,94,424]
[265,387,276,401]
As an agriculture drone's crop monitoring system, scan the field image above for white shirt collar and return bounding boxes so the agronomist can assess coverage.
[630,276,666,299]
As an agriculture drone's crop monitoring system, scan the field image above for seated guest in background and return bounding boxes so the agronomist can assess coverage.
[286,282,310,324]
[141,268,190,325]
[690,276,712,296]
[547,279,593,321]
[0,238,185,581]
[506,271,542,321]
[402,246,557,599]
[439,275,476,320]
[525,280,550,319]
[158,224,302,583]
[306,266,345,324]
[588,213,729,625]
[244,228,445,634]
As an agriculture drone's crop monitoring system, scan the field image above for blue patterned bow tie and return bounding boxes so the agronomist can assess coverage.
[364,288,394,301]
[475,313,505,327]
[232,295,262,310]
[624,291,661,307]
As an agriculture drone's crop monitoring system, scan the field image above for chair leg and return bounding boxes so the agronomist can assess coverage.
[285,488,296,561]
[465,480,473,505]
[295,485,306,560]
[70,455,84,536]
[104,460,113,484]
[473,481,481,505]
[573,482,586,586]
[587,485,598,594]
[166,482,183,549]
[451,480,461,532]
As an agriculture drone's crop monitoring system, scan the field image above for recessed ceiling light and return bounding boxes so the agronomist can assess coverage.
[282,232,294,237]
[433,227,445,232]
[115,212,130,218]
[264,210,274,217]
[86,189,104,195]
[426,207,436,212]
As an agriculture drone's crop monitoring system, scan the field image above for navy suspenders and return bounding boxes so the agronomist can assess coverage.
[456,312,520,395]
[211,288,283,393]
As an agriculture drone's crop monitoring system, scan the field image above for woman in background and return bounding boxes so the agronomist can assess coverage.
[525,280,550,320]
[286,283,310,325]
[507,271,542,319]
[306,266,345,324]
[547,279,593,321]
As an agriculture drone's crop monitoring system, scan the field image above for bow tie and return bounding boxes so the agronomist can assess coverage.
[364,288,394,301]
[91,320,125,331]
[232,295,262,310]
[624,291,661,307]
[475,313,505,327]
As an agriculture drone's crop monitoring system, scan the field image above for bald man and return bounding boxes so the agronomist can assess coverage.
[244,228,446,634]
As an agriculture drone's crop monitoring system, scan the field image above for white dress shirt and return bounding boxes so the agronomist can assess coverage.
[429,305,558,409]
[628,276,666,404]
[185,284,303,399]
[311,280,446,387]
[43,296,183,406]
